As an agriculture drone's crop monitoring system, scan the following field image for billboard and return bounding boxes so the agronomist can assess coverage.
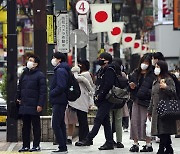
[173,0,180,30]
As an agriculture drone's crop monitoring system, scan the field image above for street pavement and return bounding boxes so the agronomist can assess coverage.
[0,126,180,154]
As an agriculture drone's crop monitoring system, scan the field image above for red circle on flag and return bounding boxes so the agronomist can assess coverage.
[95,11,108,23]
[109,48,113,52]
[111,27,121,36]
[134,43,139,48]
[142,46,145,50]
[125,37,132,42]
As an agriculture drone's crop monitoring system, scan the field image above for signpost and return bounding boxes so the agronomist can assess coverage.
[76,0,89,14]
[56,13,69,53]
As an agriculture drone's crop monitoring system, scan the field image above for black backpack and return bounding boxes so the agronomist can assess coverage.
[67,71,81,102]
[169,73,180,99]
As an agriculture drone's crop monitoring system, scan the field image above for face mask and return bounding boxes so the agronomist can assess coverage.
[27,61,34,69]
[141,63,149,70]
[97,59,106,66]
[154,67,161,76]
[174,72,179,78]
[51,58,58,66]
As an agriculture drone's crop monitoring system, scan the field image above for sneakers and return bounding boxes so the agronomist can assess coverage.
[140,145,153,152]
[123,128,128,132]
[66,139,72,145]
[116,142,124,148]
[18,147,29,152]
[29,146,40,152]
[129,144,139,152]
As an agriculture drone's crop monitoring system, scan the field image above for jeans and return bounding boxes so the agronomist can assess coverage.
[52,104,67,151]
[87,101,113,144]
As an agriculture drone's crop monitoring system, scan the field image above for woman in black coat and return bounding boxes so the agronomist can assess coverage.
[129,54,155,152]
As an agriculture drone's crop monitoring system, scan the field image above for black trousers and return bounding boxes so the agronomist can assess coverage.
[158,134,172,149]
[122,117,129,129]
[22,114,41,148]
[76,109,89,141]
[52,104,67,151]
[87,101,113,144]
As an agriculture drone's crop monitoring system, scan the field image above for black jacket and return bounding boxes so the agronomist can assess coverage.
[17,67,47,115]
[129,68,155,101]
[94,64,116,106]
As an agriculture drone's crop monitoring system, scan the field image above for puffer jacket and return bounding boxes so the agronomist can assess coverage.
[17,67,47,115]
[49,62,70,106]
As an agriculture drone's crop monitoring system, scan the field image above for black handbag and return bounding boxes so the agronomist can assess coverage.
[157,99,180,120]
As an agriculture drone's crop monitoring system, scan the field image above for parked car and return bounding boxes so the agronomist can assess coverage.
[0,94,7,126]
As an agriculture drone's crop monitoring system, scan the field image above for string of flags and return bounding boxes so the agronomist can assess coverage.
[90,3,150,54]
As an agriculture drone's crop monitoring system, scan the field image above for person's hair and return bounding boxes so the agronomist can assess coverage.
[99,52,112,64]
[79,60,90,71]
[112,58,122,75]
[137,54,152,74]
[156,60,169,78]
[53,52,66,62]
[28,54,40,66]
[152,52,165,61]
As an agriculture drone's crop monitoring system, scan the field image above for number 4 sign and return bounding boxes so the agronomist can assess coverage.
[76,0,89,14]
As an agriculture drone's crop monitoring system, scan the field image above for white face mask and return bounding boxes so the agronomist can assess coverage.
[141,63,149,70]
[174,72,179,78]
[27,61,34,69]
[51,58,58,66]
[154,67,161,76]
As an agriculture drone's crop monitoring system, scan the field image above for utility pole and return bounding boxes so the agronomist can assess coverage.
[33,0,47,115]
[6,0,17,142]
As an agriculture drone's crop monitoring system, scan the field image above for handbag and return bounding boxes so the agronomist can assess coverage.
[106,86,129,108]
[157,99,180,120]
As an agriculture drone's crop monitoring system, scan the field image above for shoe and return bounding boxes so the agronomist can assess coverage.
[157,148,165,154]
[129,144,139,152]
[113,140,117,146]
[51,149,68,153]
[175,134,180,138]
[18,147,29,152]
[75,140,93,146]
[140,145,153,152]
[123,128,128,132]
[98,142,114,150]
[29,146,40,152]
[66,139,72,145]
[116,142,124,148]
[79,139,93,146]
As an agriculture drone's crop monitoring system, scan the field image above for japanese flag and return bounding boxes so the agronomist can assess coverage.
[90,4,112,33]
[132,40,142,54]
[108,22,124,45]
[122,33,136,48]
[142,44,147,54]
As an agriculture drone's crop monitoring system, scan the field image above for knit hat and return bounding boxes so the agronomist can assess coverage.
[99,52,112,63]
[71,66,80,73]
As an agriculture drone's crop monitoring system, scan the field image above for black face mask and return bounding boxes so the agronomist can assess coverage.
[97,59,106,66]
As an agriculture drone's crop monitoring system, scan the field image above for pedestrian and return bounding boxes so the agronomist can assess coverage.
[80,52,116,150]
[109,58,128,148]
[147,60,177,154]
[50,52,70,153]
[152,52,165,67]
[17,54,47,152]
[129,54,155,152]
[69,60,95,146]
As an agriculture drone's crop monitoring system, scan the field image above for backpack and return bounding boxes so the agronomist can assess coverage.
[67,71,81,102]
[169,73,180,99]
[106,68,129,108]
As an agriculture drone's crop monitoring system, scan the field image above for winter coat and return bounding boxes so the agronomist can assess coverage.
[129,69,155,104]
[94,64,116,106]
[17,67,47,115]
[148,77,177,136]
[69,71,95,112]
[49,62,70,106]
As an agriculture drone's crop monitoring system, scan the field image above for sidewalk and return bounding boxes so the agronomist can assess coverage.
[0,126,180,154]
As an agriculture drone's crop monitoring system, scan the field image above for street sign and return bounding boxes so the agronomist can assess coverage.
[70,29,88,48]
[76,0,89,14]
[47,15,54,44]
[56,13,70,53]
[78,15,88,34]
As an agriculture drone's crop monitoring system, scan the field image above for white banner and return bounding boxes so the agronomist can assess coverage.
[56,13,70,53]
[78,15,88,34]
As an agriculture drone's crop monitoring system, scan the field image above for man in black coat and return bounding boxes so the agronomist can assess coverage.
[17,54,47,152]
[80,52,116,150]
[49,52,70,153]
